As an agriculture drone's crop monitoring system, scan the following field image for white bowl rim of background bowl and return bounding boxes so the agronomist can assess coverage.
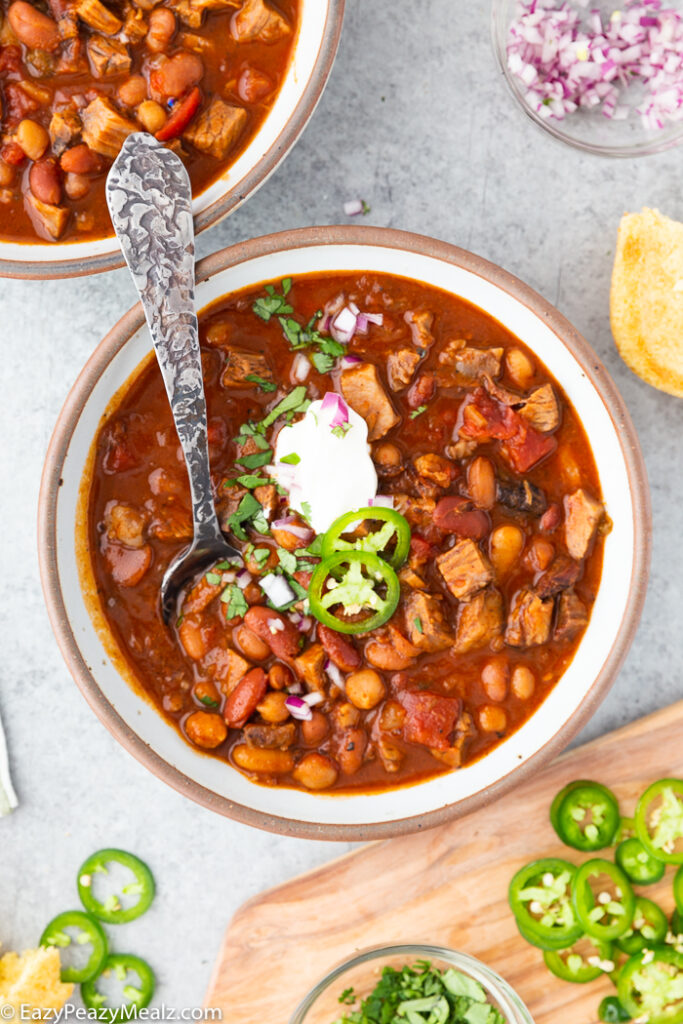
[0,0,345,280]
[38,225,651,840]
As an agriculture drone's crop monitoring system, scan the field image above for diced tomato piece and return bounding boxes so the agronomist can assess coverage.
[501,422,557,473]
[433,496,490,539]
[103,435,139,474]
[410,535,435,562]
[0,45,23,78]
[459,389,518,441]
[1,140,26,166]
[155,86,201,142]
[400,691,462,750]
[540,502,561,533]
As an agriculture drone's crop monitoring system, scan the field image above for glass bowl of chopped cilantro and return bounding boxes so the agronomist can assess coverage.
[289,944,534,1024]
[492,0,683,157]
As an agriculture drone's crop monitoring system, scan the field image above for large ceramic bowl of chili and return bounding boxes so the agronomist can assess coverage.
[0,0,343,279]
[39,226,651,839]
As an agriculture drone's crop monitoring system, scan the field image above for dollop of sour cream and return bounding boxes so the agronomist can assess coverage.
[272,393,378,534]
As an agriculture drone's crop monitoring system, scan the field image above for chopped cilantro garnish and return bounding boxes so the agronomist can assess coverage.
[198,694,219,708]
[226,474,270,490]
[311,350,336,374]
[280,452,301,465]
[414,617,424,634]
[205,571,222,585]
[250,546,271,569]
[332,422,352,439]
[361,199,371,215]
[220,584,249,619]
[176,613,184,627]
[226,494,269,541]
[410,404,428,419]
[252,279,293,322]
[245,374,277,393]
[301,500,313,524]
[276,547,297,575]
[338,988,356,1006]
[295,534,324,558]
[261,386,310,431]
[235,449,273,469]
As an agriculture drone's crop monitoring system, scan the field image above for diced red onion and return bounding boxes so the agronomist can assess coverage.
[292,352,310,382]
[321,391,350,430]
[289,609,302,624]
[506,0,683,129]
[317,294,346,335]
[287,682,303,695]
[341,354,362,368]
[285,695,313,721]
[299,616,313,632]
[369,494,394,509]
[260,574,296,609]
[236,570,252,589]
[302,692,324,707]
[330,306,358,344]
[364,312,384,326]
[343,199,364,216]
[272,517,314,543]
[324,659,345,690]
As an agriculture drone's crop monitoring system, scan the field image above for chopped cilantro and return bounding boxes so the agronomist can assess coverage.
[276,547,297,575]
[226,474,270,490]
[176,613,184,627]
[300,500,313,524]
[220,584,249,619]
[215,558,242,570]
[338,988,356,1006]
[280,452,301,465]
[205,571,222,585]
[244,374,277,393]
[261,386,310,430]
[235,449,273,469]
[296,534,324,558]
[252,279,293,322]
[332,422,352,439]
[311,350,336,374]
[251,546,271,569]
[198,694,219,708]
[414,616,424,634]
[361,199,371,215]
[410,404,428,419]
[226,493,268,541]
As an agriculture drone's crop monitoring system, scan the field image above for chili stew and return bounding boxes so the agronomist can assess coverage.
[0,0,298,243]
[86,271,609,794]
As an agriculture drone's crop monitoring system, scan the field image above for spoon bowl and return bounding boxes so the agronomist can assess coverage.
[106,134,240,623]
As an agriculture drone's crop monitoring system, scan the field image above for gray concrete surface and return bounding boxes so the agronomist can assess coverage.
[1,0,682,1013]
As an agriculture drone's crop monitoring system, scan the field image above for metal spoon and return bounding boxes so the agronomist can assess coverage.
[106,133,240,625]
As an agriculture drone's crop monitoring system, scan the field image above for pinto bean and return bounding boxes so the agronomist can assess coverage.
[185,710,227,749]
[301,710,329,746]
[29,158,61,205]
[433,496,489,539]
[16,119,49,161]
[151,52,203,99]
[64,172,89,199]
[146,6,176,51]
[8,1,60,51]
[481,658,509,702]
[292,752,338,790]
[511,665,535,700]
[233,623,270,662]
[318,624,361,671]
[345,669,385,710]
[60,144,103,175]
[256,691,290,724]
[365,640,415,671]
[223,667,268,729]
[243,606,301,659]
[525,536,555,572]
[407,372,436,409]
[268,663,293,691]
[489,524,524,577]
[119,74,147,107]
[336,727,366,775]
[467,456,496,509]
[179,614,208,661]
[232,744,294,774]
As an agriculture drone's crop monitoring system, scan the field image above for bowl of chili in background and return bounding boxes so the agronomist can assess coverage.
[38,226,650,840]
[0,0,344,279]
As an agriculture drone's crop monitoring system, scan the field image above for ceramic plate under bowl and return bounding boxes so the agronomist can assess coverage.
[0,0,344,280]
[38,226,651,839]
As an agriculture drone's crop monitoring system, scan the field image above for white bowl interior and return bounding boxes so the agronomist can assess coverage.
[55,243,635,828]
[2,0,330,267]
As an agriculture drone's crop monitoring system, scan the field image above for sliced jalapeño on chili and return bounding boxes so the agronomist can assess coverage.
[320,507,411,570]
[308,550,400,635]
[617,896,668,956]
[599,996,632,1023]
[543,936,615,984]
[616,837,666,886]
[618,947,683,1024]
[509,858,583,950]
[40,910,108,983]
[81,953,155,1021]
[635,779,683,865]
[78,849,155,924]
[572,858,635,942]
[550,780,620,851]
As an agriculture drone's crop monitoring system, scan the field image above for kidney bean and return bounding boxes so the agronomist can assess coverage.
[64,172,89,200]
[223,667,267,729]
[539,502,561,533]
[60,144,103,175]
[150,52,203,99]
[243,606,301,659]
[8,1,60,50]
[433,496,490,539]
[29,158,61,206]
[407,372,436,409]
[1,141,26,167]
[318,624,361,672]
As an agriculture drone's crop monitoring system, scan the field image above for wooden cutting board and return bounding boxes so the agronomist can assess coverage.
[205,701,683,1023]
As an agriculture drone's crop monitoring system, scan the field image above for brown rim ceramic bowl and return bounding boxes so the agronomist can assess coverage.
[0,0,344,280]
[38,226,651,840]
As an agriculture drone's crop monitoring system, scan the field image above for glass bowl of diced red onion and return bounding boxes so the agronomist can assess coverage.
[492,0,683,156]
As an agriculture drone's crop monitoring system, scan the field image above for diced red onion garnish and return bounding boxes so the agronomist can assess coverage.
[287,682,303,695]
[285,695,313,721]
[302,692,324,707]
[222,571,236,584]
[321,391,350,430]
[330,307,358,344]
[271,517,314,543]
[369,494,395,509]
[324,659,345,690]
[289,609,302,624]
[236,570,252,589]
[343,199,364,216]
[341,354,362,368]
[364,312,384,326]
[299,615,313,632]
[292,352,310,382]
[260,574,296,609]
[506,0,683,129]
